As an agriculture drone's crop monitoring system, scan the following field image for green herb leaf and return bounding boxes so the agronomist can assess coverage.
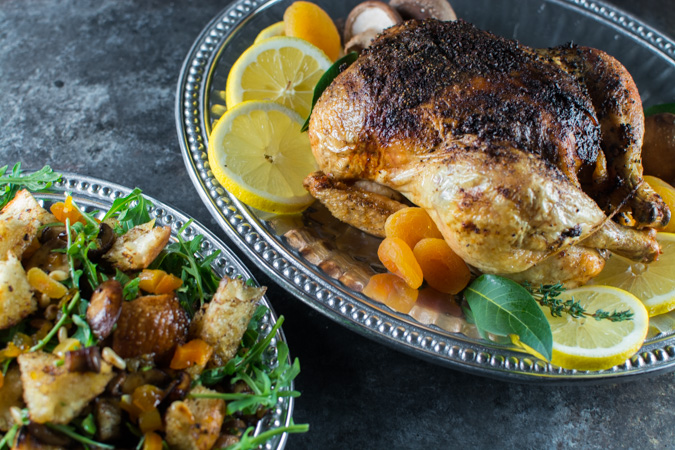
[644,102,675,116]
[46,423,115,449]
[0,424,19,450]
[300,51,358,132]
[464,275,552,361]
[223,420,309,450]
[0,163,62,209]
[102,188,153,232]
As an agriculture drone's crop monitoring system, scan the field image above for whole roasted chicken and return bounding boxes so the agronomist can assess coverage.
[305,19,670,286]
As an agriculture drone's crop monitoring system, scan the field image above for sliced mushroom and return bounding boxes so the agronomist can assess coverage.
[344,1,402,45]
[64,346,102,373]
[86,279,123,340]
[87,223,116,261]
[389,0,457,21]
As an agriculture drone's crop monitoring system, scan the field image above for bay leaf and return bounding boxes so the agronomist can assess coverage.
[464,274,552,361]
[644,102,675,116]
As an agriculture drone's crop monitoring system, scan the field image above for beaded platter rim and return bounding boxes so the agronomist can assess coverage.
[175,0,675,383]
[38,172,294,450]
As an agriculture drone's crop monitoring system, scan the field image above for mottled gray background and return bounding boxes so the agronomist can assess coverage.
[1,0,674,448]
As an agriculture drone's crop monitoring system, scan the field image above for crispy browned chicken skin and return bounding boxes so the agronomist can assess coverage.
[306,19,668,285]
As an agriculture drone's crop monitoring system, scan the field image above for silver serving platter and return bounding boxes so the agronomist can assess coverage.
[176,0,675,383]
[38,172,294,449]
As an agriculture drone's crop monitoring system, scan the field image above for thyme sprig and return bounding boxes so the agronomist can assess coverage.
[525,282,634,322]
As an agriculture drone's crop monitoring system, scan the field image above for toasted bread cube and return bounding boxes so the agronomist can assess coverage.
[0,365,24,432]
[0,251,36,330]
[164,385,225,450]
[190,277,265,365]
[0,189,54,260]
[17,351,114,424]
[103,220,170,270]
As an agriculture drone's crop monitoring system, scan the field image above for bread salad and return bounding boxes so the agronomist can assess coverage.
[206,0,675,372]
[0,164,307,449]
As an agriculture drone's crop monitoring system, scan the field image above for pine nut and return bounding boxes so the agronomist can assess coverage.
[49,270,69,281]
[102,347,126,370]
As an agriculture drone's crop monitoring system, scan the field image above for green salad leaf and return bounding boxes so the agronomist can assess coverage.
[0,163,62,209]
[464,275,553,361]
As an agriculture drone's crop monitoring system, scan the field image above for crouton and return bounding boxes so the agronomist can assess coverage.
[190,277,265,365]
[95,397,122,442]
[0,251,36,330]
[0,365,24,432]
[0,189,54,260]
[112,294,189,362]
[17,351,114,424]
[164,385,225,450]
[103,220,170,270]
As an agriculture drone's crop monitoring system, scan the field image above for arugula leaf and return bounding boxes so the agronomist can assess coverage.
[0,424,19,450]
[102,188,153,232]
[71,311,97,347]
[644,102,675,116]
[300,51,359,132]
[0,163,62,209]
[224,420,309,450]
[64,217,101,290]
[115,269,141,300]
[152,221,221,316]
[464,275,553,361]
[46,423,115,449]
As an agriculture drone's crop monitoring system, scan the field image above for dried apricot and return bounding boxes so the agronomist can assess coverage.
[377,237,423,289]
[413,238,471,294]
[384,207,443,249]
[26,267,68,299]
[170,339,214,370]
[50,196,86,225]
[363,273,419,314]
[283,1,341,61]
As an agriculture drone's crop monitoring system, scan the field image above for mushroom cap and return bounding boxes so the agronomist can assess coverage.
[344,1,403,44]
[389,0,457,21]
[344,29,381,54]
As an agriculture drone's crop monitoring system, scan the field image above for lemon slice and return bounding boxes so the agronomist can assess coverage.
[541,285,649,371]
[254,21,286,44]
[208,100,318,214]
[590,232,675,316]
[644,175,675,233]
[225,36,332,118]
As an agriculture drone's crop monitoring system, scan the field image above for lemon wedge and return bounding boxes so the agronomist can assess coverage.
[225,36,332,118]
[253,21,285,44]
[644,175,675,233]
[208,100,317,214]
[541,285,649,371]
[590,232,675,316]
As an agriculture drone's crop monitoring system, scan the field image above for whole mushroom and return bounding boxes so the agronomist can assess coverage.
[343,1,402,53]
[389,0,457,21]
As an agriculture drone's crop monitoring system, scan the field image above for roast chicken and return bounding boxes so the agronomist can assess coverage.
[305,19,670,286]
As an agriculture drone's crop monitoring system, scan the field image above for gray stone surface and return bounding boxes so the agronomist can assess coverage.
[1,0,674,448]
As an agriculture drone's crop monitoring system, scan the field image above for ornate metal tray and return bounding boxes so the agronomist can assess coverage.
[39,173,294,449]
[175,0,675,383]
